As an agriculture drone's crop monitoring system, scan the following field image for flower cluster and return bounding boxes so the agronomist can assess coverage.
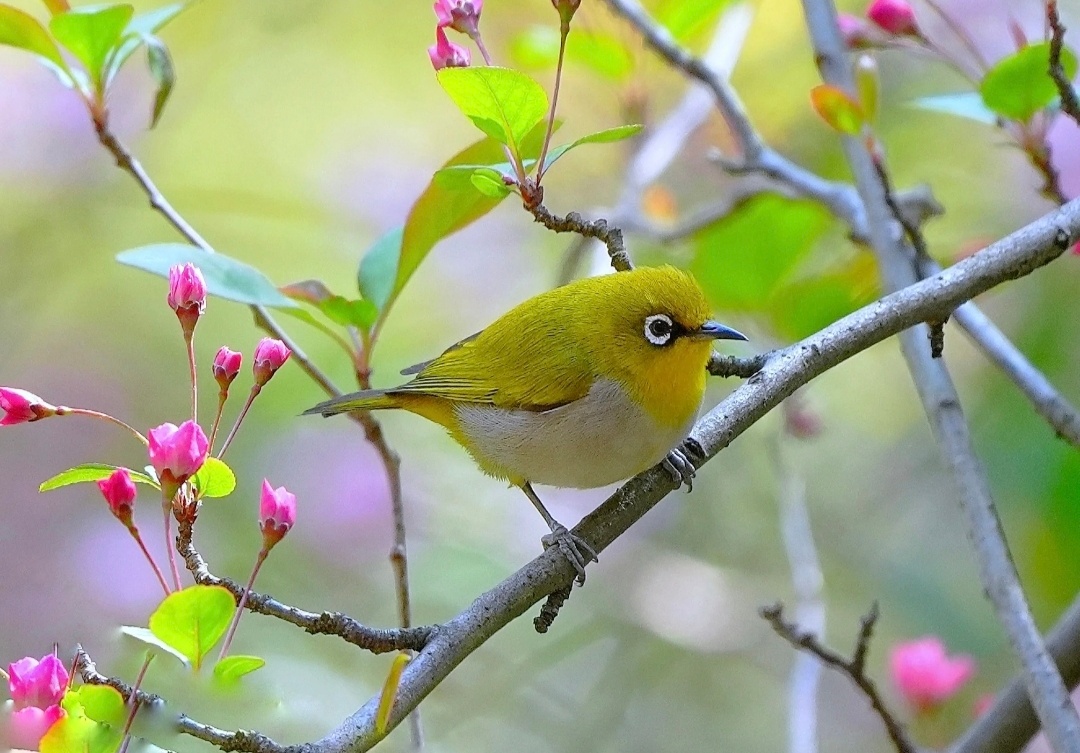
[3,653,68,749]
[428,0,479,70]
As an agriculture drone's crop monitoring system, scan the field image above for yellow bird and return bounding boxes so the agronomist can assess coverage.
[305,266,746,581]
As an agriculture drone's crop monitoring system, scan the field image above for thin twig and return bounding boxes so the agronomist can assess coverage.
[919,0,990,73]
[802,3,1080,752]
[527,205,633,271]
[761,602,916,753]
[176,517,433,653]
[1048,0,1080,128]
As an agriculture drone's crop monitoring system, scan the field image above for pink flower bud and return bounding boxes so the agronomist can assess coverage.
[890,636,975,712]
[838,13,873,48]
[0,388,58,426]
[428,27,471,71]
[434,0,482,36]
[259,479,296,551]
[167,263,207,337]
[7,705,64,750]
[148,420,209,493]
[97,468,137,526]
[213,346,243,392]
[8,654,68,710]
[252,338,291,387]
[866,0,918,36]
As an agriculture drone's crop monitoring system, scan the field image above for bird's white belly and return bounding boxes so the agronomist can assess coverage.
[454,378,699,488]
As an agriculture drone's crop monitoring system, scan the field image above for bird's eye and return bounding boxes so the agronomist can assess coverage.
[644,314,674,346]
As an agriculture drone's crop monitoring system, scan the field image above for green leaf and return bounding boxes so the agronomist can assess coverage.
[470,168,513,197]
[73,685,126,727]
[190,457,235,499]
[213,655,265,684]
[41,691,121,753]
[0,4,70,74]
[105,1,189,85]
[117,244,298,308]
[144,34,174,127]
[810,84,865,135]
[40,463,158,492]
[542,124,644,170]
[120,625,190,665]
[281,279,378,330]
[980,41,1079,122]
[148,585,235,670]
[49,4,133,91]
[910,92,999,125]
[436,67,548,160]
[566,32,634,81]
[655,0,731,41]
[357,226,403,317]
[691,195,832,313]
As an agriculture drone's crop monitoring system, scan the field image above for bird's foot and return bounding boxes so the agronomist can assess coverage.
[541,523,598,585]
[663,439,703,491]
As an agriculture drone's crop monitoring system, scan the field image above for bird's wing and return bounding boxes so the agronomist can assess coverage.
[390,324,594,412]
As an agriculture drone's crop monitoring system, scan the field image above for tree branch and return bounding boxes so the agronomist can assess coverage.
[801,3,1080,752]
[1048,0,1080,128]
[311,199,1079,752]
[761,603,916,753]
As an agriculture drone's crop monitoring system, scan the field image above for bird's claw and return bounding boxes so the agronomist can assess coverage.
[541,523,598,585]
[662,442,700,491]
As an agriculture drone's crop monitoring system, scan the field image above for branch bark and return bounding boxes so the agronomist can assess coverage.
[310,199,1079,752]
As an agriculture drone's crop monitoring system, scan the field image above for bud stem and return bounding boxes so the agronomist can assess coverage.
[162,494,183,592]
[217,384,260,459]
[218,548,267,661]
[59,408,148,446]
[208,389,229,455]
[185,331,198,424]
[536,19,570,182]
[127,524,172,596]
[468,28,493,65]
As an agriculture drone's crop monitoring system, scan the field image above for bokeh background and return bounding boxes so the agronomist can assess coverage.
[2,0,1080,751]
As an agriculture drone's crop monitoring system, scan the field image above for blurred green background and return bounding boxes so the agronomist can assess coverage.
[2,0,1080,751]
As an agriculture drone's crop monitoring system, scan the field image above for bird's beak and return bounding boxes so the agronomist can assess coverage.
[693,320,748,341]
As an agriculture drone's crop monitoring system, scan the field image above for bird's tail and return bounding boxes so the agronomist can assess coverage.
[302,389,399,417]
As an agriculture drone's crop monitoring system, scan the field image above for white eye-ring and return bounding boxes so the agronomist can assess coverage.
[644,314,674,345]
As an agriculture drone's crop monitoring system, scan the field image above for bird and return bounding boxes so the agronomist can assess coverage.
[304,266,747,582]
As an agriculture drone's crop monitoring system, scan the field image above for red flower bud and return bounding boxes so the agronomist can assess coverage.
[252,338,291,387]
[890,637,975,713]
[148,420,209,495]
[866,0,918,36]
[97,468,137,526]
[167,263,207,337]
[0,388,58,426]
[259,479,296,551]
[8,654,68,710]
[434,0,482,36]
[213,346,243,392]
[428,27,471,71]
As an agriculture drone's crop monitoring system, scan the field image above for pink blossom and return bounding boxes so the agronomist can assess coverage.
[97,468,137,526]
[890,636,975,712]
[428,27,471,71]
[866,0,919,36]
[7,705,64,750]
[148,421,209,490]
[167,263,207,313]
[434,0,482,36]
[8,655,68,710]
[213,346,243,391]
[252,338,291,387]
[0,388,58,426]
[259,479,296,550]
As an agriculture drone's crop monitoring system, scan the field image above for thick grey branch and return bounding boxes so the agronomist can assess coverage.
[802,2,1080,751]
[312,199,1080,752]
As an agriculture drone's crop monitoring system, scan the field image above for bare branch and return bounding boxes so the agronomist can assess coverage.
[801,2,1080,751]
[761,603,916,753]
[528,204,633,271]
[1048,0,1080,128]
[312,199,1080,752]
[176,517,433,654]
